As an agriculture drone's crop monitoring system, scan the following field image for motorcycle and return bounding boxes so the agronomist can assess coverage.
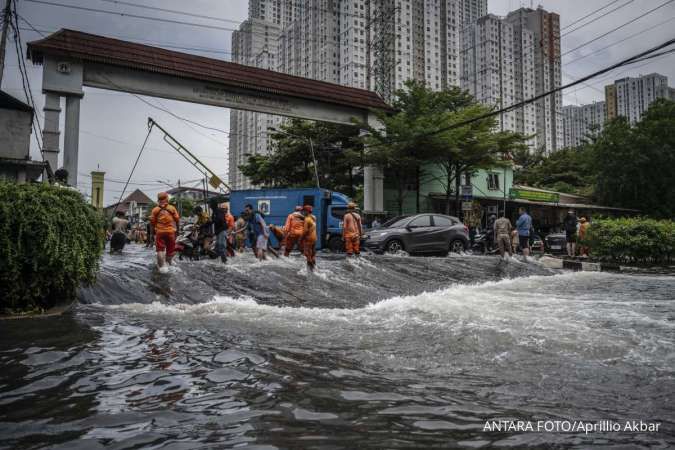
[176,224,218,260]
[471,232,498,255]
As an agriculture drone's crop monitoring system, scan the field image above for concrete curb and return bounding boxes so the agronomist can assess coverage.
[561,259,674,274]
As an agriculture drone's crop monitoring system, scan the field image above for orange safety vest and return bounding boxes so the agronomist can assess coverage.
[285,212,305,237]
[225,212,235,231]
[151,204,180,233]
[342,211,362,238]
[303,214,317,242]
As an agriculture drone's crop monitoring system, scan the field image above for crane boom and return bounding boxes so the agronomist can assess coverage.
[147,117,230,193]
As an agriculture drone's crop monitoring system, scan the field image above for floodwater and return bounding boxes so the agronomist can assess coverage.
[1,246,673,449]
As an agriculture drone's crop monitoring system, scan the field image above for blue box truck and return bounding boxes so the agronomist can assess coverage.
[229,188,354,251]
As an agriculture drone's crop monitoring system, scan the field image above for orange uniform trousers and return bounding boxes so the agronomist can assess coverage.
[303,239,316,268]
[285,233,303,256]
[344,234,360,255]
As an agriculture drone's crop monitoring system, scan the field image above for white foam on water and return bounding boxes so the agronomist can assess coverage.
[102,272,628,330]
[98,270,675,370]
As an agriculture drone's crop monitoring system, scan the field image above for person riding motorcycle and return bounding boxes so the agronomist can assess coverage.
[193,205,215,258]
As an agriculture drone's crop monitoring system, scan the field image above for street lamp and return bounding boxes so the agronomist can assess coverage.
[268,127,320,189]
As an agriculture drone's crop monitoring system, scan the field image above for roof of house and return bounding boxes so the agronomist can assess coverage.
[104,188,154,210]
[0,90,33,113]
[27,29,391,113]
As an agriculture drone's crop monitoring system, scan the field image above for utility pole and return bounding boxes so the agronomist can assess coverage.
[0,0,12,87]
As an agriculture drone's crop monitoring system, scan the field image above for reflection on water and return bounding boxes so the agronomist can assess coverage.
[0,246,673,449]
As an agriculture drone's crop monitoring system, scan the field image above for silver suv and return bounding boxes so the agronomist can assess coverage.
[363,214,469,255]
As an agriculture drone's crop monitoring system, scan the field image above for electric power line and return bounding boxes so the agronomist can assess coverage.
[97,0,243,25]
[561,0,635,37]
[24,0,239,32]
[562,0,675,57]
[396,38,675,145]
[564,15,675,65]
[561,0,622,30]
[8,6,44,157]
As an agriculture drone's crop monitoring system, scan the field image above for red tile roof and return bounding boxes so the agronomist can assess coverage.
[27,29,391,112]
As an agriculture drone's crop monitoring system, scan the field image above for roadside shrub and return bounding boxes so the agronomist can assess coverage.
[0,182,105,314]
[581,217,674,264]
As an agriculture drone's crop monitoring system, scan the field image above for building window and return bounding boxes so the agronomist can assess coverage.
[487,173,500,191]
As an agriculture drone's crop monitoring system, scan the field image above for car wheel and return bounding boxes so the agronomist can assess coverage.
[449,239,466,254]
[328,236,344,253]
[385,239,404,254]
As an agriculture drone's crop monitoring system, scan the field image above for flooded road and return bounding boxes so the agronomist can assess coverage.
[1,246,673,449]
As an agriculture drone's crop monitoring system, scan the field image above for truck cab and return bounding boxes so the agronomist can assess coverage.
[229,188,352,250]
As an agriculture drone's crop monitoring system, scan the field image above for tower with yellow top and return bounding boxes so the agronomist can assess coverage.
[90,171,105,210]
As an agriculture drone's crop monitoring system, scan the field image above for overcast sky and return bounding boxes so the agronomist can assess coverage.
[3,0,674,205]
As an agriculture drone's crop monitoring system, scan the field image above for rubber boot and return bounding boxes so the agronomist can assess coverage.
[220,256,227,264]
[157,250,166,269]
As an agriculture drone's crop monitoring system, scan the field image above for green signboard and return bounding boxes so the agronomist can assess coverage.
[509,188,560,203]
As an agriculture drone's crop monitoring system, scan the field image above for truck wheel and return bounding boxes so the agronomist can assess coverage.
[385,239,404,254]
[328,236,344,253]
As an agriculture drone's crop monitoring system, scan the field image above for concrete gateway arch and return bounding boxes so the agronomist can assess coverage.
[27,29,388,212]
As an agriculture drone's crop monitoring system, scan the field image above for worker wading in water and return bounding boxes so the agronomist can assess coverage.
[301,205,317,270]
[342,202,363,256]
[150,192,180,272]
[283,206,305,256]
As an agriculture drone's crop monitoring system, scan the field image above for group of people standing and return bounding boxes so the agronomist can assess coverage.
[137,193,364,272]
[488,207,592,261]
[491,207,534,261]
[563,210,591,257]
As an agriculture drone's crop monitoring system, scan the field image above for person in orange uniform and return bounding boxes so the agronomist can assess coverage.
[342,202,363,257]
[150,192,180,271]
[301,205,317,271]
[578,217,590,257]
[223,205,236,257]
[283,206,305,256]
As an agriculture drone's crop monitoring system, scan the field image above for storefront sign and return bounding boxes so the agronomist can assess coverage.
[509,188,559,203]
[462,201,473,211]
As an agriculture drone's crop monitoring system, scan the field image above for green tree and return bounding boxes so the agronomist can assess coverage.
[360,81,529,215]
[359,81,473,214]
[430,103,528,214]
[0,182,105,313]
[239,119,362,196]
[515,146,594,195]
[359,80,446,214]
[591,99,675,218]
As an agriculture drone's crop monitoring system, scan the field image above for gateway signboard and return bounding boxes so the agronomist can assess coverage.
[509,188,560,203]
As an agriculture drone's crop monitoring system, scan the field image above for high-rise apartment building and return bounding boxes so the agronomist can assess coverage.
[460,6,561,153]
[504,7,562,154]
[229,0,488,189]
[604,73,673,124]
[562,101,605,149]
[460,14,536,144]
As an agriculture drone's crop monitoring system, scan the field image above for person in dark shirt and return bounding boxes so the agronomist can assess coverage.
[563,210,578,257]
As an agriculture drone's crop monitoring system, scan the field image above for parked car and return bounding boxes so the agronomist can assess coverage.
[363,214,469,255]
[544,232,567,254]
[531,233,545,253]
